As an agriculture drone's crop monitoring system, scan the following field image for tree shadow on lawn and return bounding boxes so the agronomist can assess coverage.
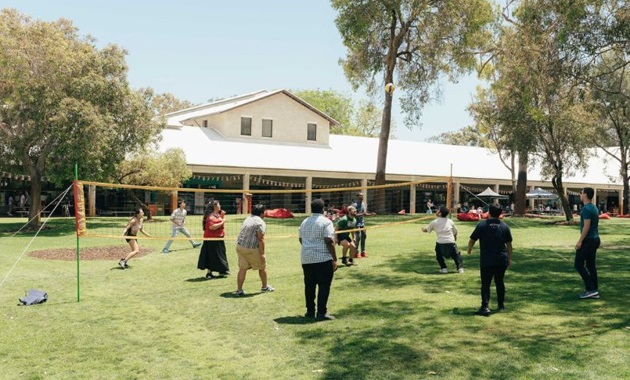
[274,315,321,325]
[341,245,630,320]
[0,218,77,236]
[291,299,529,379]
[292,290,629,379]
[0,217,128,237]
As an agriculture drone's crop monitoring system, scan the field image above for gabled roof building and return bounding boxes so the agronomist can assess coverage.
[159,89,624,214]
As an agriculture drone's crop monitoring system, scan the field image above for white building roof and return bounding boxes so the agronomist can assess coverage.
[165,89,338,128]
[158,125,621,187]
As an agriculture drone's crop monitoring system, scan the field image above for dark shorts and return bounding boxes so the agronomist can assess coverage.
[125,229,137,244]
[337,233,352,244]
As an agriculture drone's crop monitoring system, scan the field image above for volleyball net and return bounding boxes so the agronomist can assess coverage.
[73,177,453,241]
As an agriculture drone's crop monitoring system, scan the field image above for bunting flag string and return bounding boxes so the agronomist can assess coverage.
[1,172,32,181]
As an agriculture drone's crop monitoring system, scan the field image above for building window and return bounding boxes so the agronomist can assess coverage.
[241,117,252,136]
[262,119,273,138]
[202,120,208,128]
[307,123,317,141]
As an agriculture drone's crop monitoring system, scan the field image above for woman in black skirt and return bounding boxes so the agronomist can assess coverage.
[197,199,230,279]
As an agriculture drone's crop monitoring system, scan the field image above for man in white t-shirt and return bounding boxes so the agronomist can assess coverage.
[162,200,201,253]
[423,206,464,274]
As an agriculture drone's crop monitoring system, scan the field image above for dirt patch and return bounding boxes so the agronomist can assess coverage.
[29,246,152,261]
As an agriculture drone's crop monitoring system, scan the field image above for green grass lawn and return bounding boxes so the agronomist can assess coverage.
[0,216,629,379]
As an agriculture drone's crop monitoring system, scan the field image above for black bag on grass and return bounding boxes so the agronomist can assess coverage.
[19,289,48,306]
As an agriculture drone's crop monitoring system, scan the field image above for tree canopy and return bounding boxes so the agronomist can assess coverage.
[0,9,162,227]
[292,88,391,137]
[332,0,495,206]
[465,0,630,219]
[115,148,192,188]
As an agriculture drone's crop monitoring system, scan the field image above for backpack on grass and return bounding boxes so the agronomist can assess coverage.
[19,289,48,306]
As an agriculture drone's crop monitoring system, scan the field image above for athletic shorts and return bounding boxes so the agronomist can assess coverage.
[125,229,138,244]
[337,233,352,244]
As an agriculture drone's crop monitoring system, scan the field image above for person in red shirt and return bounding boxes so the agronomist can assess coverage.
[197,199,230,279]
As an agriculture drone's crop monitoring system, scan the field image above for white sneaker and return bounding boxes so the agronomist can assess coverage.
[439,268,448,274]
[457,268,464,273]
[261,285,275,292]
[118,260,126,270]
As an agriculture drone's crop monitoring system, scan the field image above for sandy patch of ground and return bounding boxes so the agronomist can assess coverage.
[29,246,152,261]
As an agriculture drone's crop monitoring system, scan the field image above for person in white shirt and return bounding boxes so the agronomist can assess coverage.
[162,200,201,253]
[423,206,464,274]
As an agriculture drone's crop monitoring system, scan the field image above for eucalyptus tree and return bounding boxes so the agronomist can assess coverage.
[292,89,354,135]
[473,1,604,220]
[427,125,487,147]
[0,9,162,228]
[590,52,630,214]
[331,0,495,211]
[467,87,519,203]
[471,22,539,216]
[114,148,192,219]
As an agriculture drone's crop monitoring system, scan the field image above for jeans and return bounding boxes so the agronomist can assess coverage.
[574,237,600,292]
[163,226,195,250]
[354,228,367,253]
[302,260,335,316]
[480,265,508,308]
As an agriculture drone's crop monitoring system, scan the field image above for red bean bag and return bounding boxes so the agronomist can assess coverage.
[264,208,294,218]
[599,213,611,219]
[457,212,480,221]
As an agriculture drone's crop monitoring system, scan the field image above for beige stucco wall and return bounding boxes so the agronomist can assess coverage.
[189,93,331,145]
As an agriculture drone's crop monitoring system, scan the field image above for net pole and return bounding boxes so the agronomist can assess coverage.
[448,164,454,218]
[74,163,81,303]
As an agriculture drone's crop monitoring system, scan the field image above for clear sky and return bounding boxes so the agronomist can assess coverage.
[2,0,481,142]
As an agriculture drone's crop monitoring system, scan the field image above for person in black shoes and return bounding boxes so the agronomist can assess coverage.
[299,198,338,320]
[336,205,358,266]
[467,204,513,316]
[119,208,151,269]
[575,187,600,300]
[198,199,230,279]
[423,206,464,274]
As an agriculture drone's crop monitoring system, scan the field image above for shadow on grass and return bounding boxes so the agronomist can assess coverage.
[184,277,209,283]
[274,316,320,325]
[218,291,266,299]
[184,275,230,283]
[294,291,628,379]
[292,238,630,377]
[0,218,77,237]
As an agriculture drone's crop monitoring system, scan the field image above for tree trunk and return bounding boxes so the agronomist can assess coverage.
[27,164,42,229]
[510,153,516,195]
[127,189,152,220]
[514,152,528,215]
[374,49,395,214]
[374,91,392,214]
[624,181,629,216]
[551,175,573,222]
[622,163,629,215]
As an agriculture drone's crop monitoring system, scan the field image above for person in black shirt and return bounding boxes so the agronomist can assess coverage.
[467,204,513,316]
